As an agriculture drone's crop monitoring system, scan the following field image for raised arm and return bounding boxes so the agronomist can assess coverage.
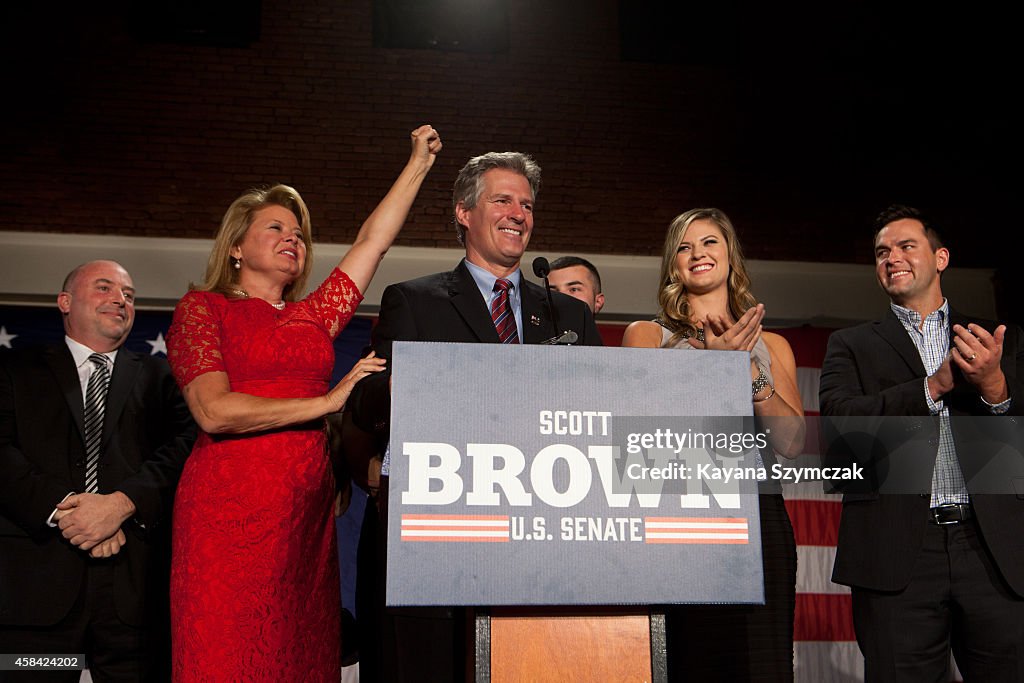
[339,125,442,293]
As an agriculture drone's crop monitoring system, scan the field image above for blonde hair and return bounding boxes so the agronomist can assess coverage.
[197,184,314,301]
[656,208,757,347]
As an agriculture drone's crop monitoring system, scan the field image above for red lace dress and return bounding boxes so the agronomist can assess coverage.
[166,268,362,682]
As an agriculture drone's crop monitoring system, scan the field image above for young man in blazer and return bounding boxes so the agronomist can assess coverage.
[819,206,1024,682]
[0,260,196,682]
[349,152,601,683]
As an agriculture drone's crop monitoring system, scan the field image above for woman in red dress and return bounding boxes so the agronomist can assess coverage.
[166,125,441,681]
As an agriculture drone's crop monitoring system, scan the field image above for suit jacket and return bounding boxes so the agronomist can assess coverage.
[818,307,1024,595]
[350,259,602,441]
[0,343,196,627]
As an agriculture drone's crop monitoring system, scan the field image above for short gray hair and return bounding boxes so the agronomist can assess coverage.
[452,152,541,244]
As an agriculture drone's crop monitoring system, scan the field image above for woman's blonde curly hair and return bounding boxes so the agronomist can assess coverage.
[656,207,757,347]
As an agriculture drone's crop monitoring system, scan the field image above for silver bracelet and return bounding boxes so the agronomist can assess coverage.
[751,368,769,397]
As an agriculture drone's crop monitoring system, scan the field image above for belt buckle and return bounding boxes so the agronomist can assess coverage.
[932,503,963,525]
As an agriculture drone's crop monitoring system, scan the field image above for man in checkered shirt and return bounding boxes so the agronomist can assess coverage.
[819,205,1024,683]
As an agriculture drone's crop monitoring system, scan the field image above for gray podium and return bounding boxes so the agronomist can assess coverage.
[387,342,765,681]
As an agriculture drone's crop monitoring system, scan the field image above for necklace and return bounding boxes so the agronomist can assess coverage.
[228,288,286,310]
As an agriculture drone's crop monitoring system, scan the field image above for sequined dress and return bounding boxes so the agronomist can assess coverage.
[166,268,362,682]
[659,324,798,682]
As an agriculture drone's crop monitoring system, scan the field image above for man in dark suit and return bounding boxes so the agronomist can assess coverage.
[0,260,195,682]
[819,206,1024,682]
[349,152,601,682]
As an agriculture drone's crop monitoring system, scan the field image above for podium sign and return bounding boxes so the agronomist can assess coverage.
[386,342,764,606]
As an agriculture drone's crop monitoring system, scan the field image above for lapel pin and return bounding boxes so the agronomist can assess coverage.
[530,315,541,326]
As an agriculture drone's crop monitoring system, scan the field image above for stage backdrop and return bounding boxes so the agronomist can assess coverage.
[7,303,969,681]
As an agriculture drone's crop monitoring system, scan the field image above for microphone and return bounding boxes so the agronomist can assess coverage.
[546,330,579,345]
[532,257,575,345]
[532,256,551,279]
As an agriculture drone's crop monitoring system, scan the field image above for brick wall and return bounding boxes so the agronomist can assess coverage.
[0,2,1014,284]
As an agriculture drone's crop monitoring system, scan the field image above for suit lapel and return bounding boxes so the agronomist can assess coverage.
[873,309,927,376]
[448,261,501,343]
[44,345,87,443]
[102,350,140,450]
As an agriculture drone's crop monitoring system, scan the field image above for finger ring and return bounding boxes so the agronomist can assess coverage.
[967,354,977,362]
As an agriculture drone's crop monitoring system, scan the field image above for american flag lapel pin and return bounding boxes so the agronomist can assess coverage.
[530,315,541,326]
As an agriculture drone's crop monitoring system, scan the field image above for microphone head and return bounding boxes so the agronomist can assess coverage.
[532,256,550,278]
[558,331,579,345]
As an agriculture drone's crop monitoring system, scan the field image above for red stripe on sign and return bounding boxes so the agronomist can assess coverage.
[400,514,510,542]
[644,517,749,544]
[646,538,750,545]
[402,535,510,543]
[786,499,842,546]
[403,524,509,531]
[794,593,855,641]
[646,517,748,524]
[401,514,510,521]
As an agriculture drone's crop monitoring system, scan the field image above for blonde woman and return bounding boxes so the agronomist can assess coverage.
[623,207,805,681]
[166,126,440,681]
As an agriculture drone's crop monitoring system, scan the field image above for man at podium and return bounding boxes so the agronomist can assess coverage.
[349,151,601,682]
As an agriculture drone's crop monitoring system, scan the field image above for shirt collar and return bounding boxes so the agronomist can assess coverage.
[890,298,949,329]
[463,258,522,301]
[65,336,118,369]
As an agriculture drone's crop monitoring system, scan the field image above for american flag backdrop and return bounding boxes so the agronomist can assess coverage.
[774,326,861,681]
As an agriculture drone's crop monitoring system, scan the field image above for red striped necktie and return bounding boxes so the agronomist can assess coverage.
[491,278,520,344]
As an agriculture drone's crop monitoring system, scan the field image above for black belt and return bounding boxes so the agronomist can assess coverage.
[930,503,972,525]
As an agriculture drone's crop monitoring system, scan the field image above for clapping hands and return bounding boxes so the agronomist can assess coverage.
[701,304,765,353]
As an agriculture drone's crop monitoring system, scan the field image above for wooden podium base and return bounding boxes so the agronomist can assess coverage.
[475,607,666,683]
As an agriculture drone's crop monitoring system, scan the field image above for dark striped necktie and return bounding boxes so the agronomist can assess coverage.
[491,278,520,344]
[83,353,110,494]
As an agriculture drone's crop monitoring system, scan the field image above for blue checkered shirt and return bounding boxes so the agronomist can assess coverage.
[890,300,969,506]
[891,301,1012,505]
